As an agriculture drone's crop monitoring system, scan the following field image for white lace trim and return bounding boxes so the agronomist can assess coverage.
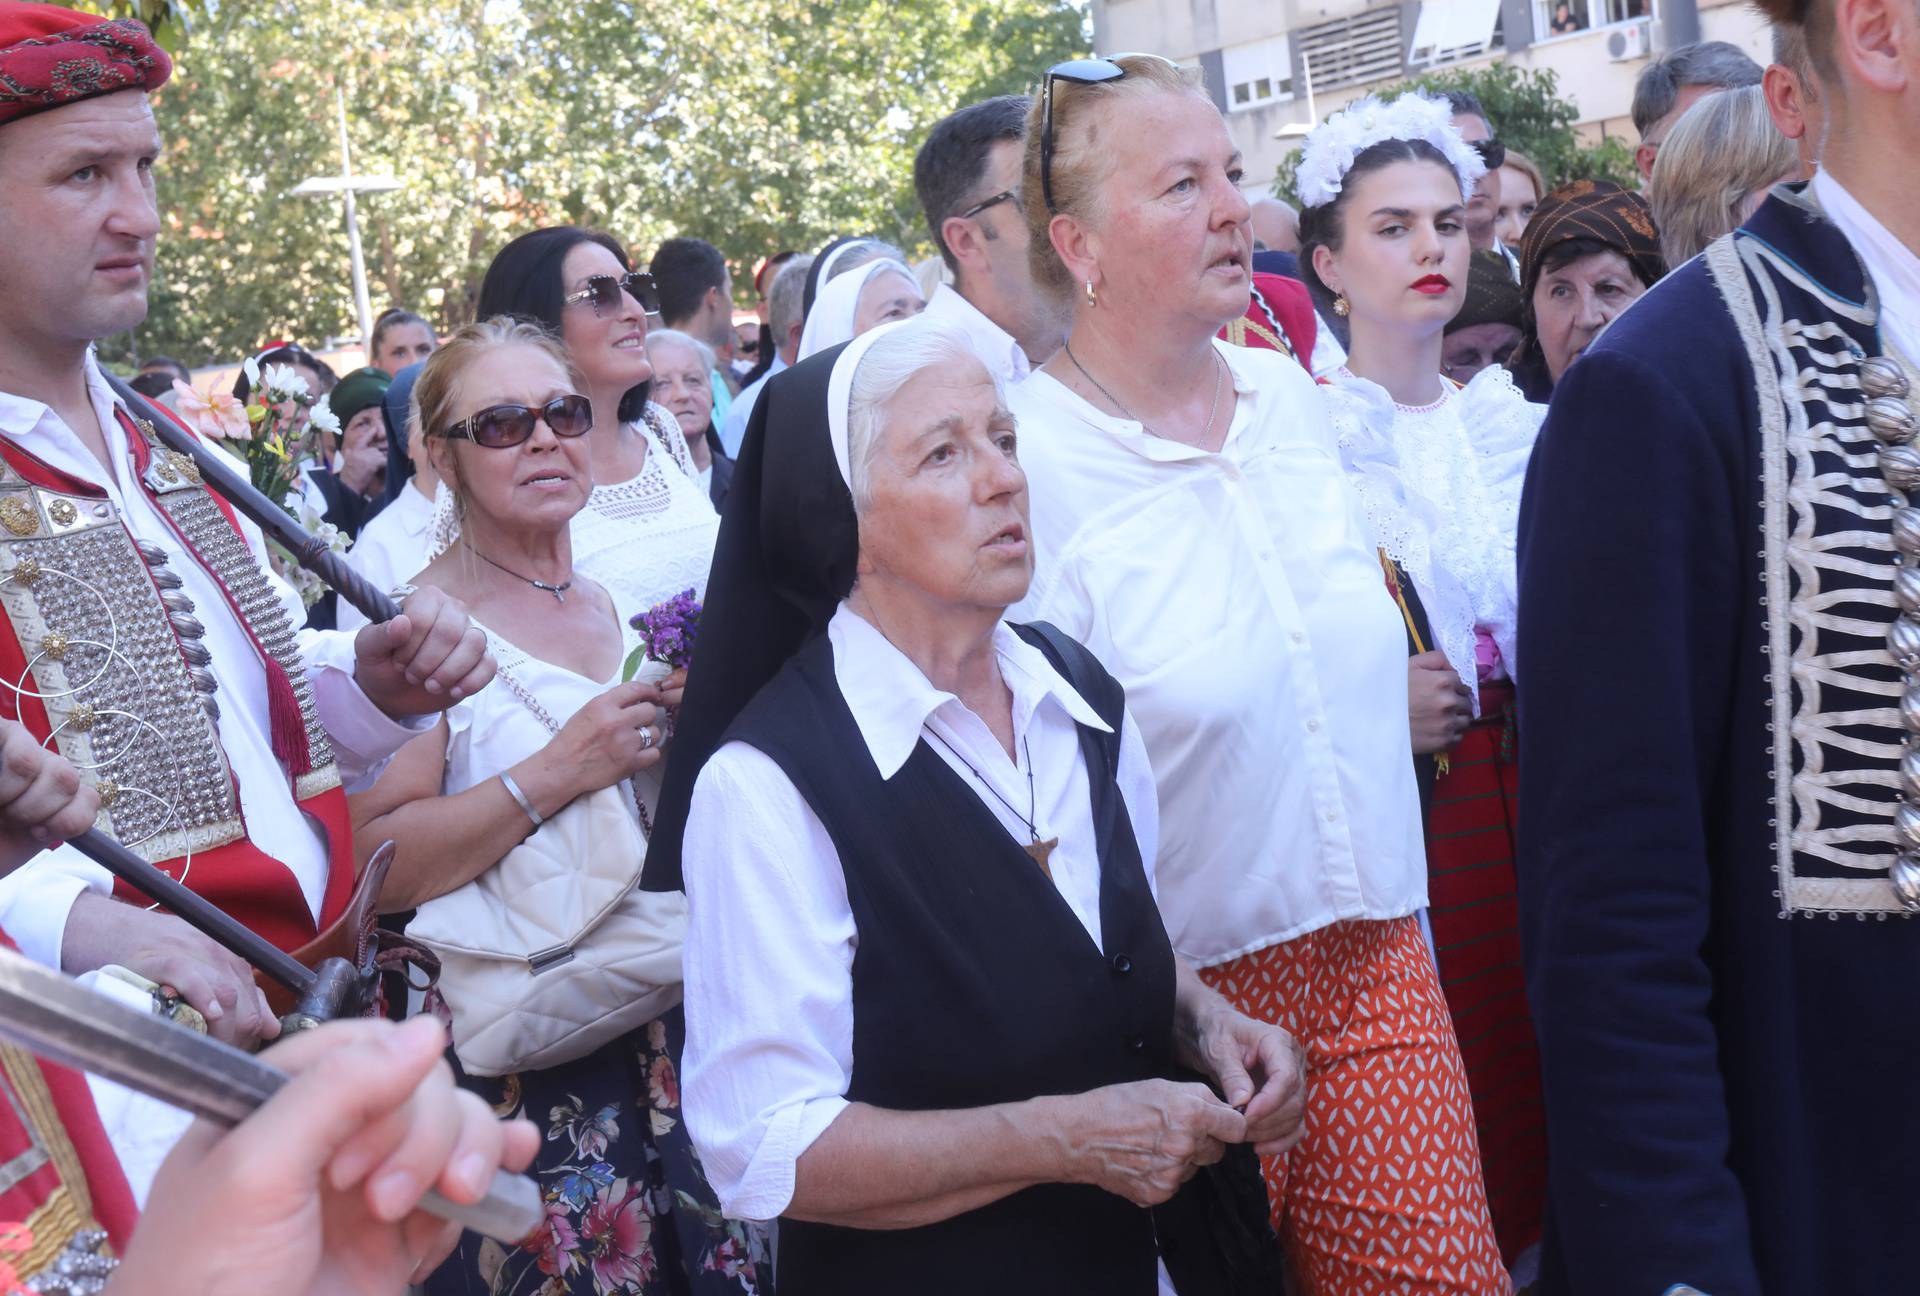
[1323,364,1543,708]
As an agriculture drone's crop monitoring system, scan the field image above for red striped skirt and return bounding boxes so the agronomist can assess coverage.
[1426,680,1545,1264]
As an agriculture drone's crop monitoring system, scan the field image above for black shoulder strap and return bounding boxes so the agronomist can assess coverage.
[1010,621,1125,773]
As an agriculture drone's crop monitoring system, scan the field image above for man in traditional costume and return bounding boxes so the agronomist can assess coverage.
[0,1,491,1190]
[1517,0,1920,1289]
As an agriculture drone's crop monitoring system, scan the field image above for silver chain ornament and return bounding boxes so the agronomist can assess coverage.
[1862,354,1920,909]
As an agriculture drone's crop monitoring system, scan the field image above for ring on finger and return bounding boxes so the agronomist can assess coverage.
[638,725,657,751]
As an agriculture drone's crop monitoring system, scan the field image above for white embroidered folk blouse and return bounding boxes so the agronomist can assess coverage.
[1319,364,1543,705]
[680,605,1160,1225]
[1008,339,1427,968]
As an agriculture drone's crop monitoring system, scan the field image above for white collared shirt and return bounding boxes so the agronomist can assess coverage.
[717,354,789,459]
[337,477,438,634]
[681,603,1160,1223]
[918,282,1032,386]
[1009,340,1426,967]
[0,354,429,970]
[1814,169,1920,364]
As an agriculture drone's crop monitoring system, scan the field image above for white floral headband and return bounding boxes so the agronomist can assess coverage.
[1295,92,1487,211]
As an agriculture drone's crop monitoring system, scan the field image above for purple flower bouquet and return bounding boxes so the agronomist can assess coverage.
[623,589,701,681]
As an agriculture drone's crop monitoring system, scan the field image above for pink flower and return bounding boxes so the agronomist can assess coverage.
[524,1199,582,1278]
[582,1180,655,1291]
[648,1054,680,1110]
[171,380,250,440]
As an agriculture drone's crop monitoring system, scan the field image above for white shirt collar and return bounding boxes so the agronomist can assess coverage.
[1813,169,1920,361]
[826,601,1110,779]
[0,350,141,501]
[921,283,1031,384]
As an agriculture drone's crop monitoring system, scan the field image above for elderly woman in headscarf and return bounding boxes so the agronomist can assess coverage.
[642,317,1302,1296]
[1443,249,1527,383]
[795,256,926,360]
[1507,179,1667,400]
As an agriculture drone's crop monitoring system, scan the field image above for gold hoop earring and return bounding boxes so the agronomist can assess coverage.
[1332,294,1351,317]
[1085,278,1098,308]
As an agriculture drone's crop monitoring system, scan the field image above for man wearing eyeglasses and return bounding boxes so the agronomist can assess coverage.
[0,1,494,1194]
[912,96,1072,385]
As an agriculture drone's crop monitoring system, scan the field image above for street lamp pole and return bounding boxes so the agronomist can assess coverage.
[334,86,374,349]
[289,86,402,350]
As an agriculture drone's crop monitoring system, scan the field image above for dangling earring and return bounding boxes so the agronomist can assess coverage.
[1085,278,1098,308]
[1333,294,1351,317]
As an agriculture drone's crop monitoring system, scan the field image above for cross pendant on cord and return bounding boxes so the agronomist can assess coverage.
[1025,836,1060,879]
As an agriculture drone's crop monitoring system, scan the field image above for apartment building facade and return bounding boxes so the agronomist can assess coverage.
[1091,0,1772,192]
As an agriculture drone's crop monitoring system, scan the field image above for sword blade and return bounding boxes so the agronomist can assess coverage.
[0,949,542,1243]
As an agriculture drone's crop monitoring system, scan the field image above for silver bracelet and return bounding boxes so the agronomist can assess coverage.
[498,771,543,827]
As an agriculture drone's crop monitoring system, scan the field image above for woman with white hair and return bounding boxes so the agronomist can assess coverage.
[1006,54,1507,1290]
[1649,84,1800,266]
[648,326,735,509]
[642,319,1303,1295]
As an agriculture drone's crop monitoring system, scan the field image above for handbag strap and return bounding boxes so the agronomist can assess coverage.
[483,631,655,837]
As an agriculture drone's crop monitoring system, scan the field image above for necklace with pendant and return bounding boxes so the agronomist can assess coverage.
[464,542,573,603]
[926,729,1059,877]
[1065,340,1224,447]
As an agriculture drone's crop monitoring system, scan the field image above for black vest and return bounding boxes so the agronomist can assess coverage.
[727,623,1272,1295]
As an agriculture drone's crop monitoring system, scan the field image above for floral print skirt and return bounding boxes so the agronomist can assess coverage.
[423,1008,771,1296]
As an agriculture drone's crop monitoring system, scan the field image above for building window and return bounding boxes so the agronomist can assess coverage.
[1295,7,1408,92]
[1223,34,1294,110]
[1408,0,1505,66]
[1535,0,1652,38]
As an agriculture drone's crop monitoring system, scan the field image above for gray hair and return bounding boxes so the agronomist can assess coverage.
[644,326,716,374]
[768,255,813,347]
[845,320,1006,512]
[1632,40,1764,138]
[1648,85,1798,266]
[826,239,909,285]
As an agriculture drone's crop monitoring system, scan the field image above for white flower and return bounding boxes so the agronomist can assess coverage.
[1296,92,1486,212]
[242,354,261,390]
[260,363,311,402]
[308,399,342,437]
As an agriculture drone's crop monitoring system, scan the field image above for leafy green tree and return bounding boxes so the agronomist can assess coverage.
[106,0,1087,368]
[1271,61,1636,206]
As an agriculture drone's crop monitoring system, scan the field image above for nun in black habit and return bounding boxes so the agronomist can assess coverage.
[644,318,1297,1296]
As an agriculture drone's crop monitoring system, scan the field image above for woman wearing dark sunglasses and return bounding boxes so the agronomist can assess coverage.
[473,226,721,652]
[1007,54,1508,1294]
[352,319,767,1296]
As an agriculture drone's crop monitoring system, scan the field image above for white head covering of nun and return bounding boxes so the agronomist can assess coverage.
[797,257,924,362]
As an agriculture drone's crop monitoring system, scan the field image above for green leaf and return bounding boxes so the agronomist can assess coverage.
[620,643,647,684]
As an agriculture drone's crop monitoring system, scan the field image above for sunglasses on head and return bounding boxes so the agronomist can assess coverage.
[1040,53,1182,214]
[1471,138,1506,171]
[562,272,661,318]
[442,395,593,448]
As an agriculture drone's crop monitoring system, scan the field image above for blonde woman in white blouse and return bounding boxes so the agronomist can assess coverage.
[1007,56,1506,1290]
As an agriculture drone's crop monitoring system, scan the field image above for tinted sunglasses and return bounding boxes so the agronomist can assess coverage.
[442,395,593,448]
[1471,138,1506,172]
[1040,54,1181,214]
[562,272,661,318]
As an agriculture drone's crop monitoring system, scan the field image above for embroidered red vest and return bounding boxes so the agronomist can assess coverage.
[0,406,353,951]
[0,933,136,1291]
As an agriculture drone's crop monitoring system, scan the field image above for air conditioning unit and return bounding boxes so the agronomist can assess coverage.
[1608,20,1652,61]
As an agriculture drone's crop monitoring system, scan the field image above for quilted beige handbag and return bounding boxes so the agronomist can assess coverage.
[406,655,685,1077]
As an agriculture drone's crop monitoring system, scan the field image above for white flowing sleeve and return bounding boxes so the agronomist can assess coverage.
[681,740,855,1222]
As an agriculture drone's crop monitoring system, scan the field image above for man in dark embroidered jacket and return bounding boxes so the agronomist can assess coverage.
[1516,0,1920,1291]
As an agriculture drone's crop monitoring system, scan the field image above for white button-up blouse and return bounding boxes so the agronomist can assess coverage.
[1008,340,1426,967]
[680,604,1160,1224]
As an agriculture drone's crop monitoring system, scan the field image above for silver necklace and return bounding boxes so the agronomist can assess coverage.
[464,542,573,603]
[1065,340,1225,446]
[1864,353,1920,909]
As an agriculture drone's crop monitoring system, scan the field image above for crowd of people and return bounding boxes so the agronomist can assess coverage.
[0,0,1909,1292]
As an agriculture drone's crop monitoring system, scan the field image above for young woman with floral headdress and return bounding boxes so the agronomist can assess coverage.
[1297,91,1548,1274]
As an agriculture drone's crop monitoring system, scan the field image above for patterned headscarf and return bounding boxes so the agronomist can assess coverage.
[1446,250,1525,335]
[1518,179,1666,296]
[1509,180,1666,398]
[0,5,171,128]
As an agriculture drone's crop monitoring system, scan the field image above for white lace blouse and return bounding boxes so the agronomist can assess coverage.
[1320,365,1544,708]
